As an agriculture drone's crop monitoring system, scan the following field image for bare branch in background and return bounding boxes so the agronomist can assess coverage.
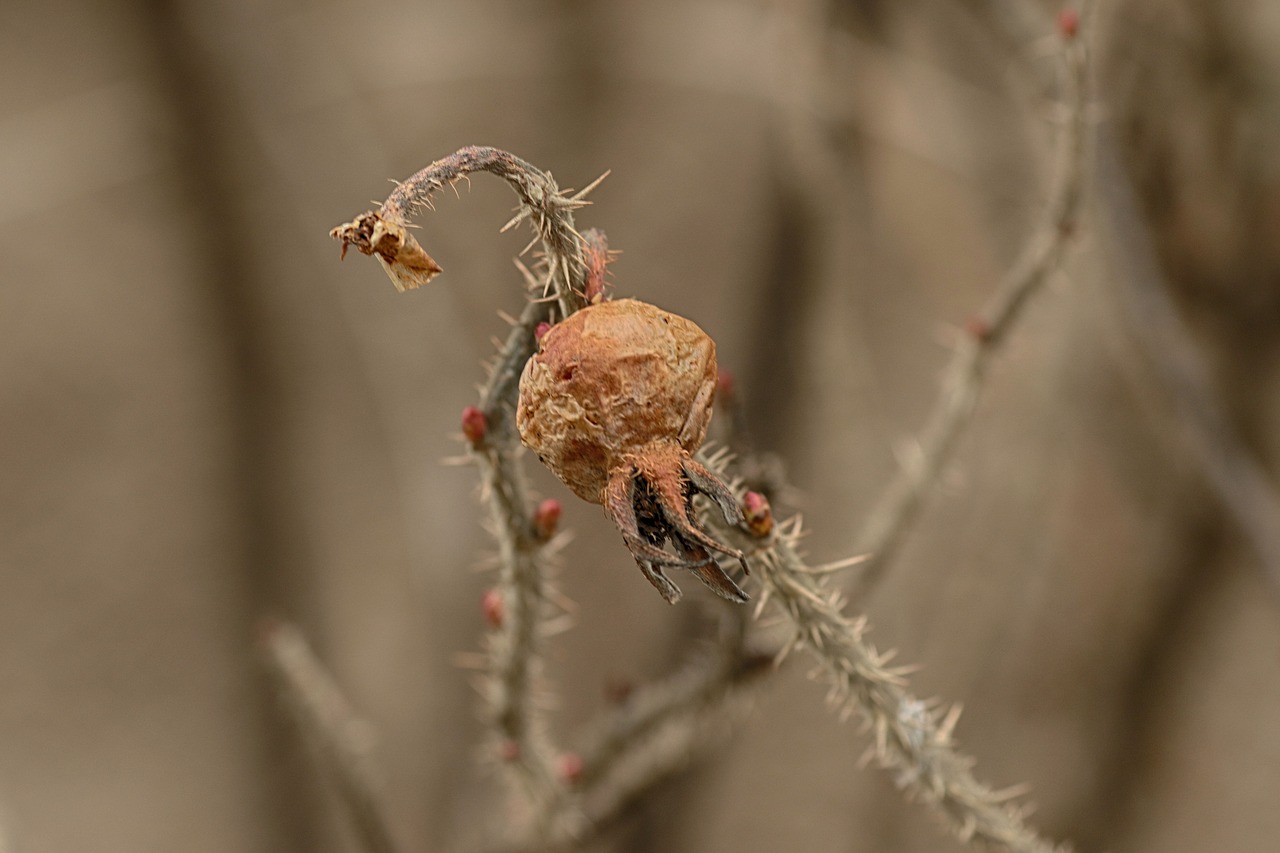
[1095,129,1280,592]
[850,2,1096,603]
[260,620,401,853]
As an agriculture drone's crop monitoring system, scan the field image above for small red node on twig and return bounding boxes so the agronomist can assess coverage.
[533,498,562,542]
[742,491,774,538]
[963,315,994,344]
[534,321,552,342]
[482,588,504,628]
[461,405,488,447]
[604,678,634,705]
[582,228,612,304]
[557,752,585,785]
[498,740,521,762]
[716,368,735,400]
[255,616,284,647]
[1057,7,1079,39]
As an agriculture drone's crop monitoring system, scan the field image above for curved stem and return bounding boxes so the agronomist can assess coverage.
[332,147,600,838]
[851,4,1095,602]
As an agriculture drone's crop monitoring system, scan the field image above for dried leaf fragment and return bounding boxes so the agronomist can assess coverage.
[330,211,442,291]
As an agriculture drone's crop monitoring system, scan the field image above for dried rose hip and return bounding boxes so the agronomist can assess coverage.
[517,299,749,604]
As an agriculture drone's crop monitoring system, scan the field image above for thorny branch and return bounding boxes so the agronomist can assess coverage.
[328,11,1091,839]
[850,2,1095,602]
[721,509,1071,853]
[336,146,596,835]
[260,620,401,853]
[335,146,768,848]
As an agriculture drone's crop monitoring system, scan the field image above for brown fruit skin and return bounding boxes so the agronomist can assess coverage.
[517,299,717,503]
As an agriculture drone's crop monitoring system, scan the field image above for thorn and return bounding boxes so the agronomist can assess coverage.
[514,257,540,290]
[936,703,963,742]
[774,632,801,665]
[501,208,532,233]
[569,169,611,202]
[452,651,488,670]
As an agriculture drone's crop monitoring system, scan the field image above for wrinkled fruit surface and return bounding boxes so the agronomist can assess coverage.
[517,299,750,604]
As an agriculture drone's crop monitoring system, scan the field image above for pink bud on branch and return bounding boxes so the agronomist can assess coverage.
[716,368,735,400]
[1057,7,1079,39]
[557,752,584,785]
[461,405,488,447]
[533,499,562,542]
[482,588,504,628]
[963,315,993,344]
[742,491,774,538]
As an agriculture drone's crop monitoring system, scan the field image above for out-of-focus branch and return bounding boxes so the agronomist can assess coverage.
[260,621,401,853]
[850,4,1095,602]
[1094,128,1280,592]
[572,611,752,792]
[491,608,769,853]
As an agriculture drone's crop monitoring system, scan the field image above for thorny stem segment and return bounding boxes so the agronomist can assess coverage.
[332,147,603,837]
[331,145,592,323]
[731,522,1069,853]
[476,439,565,824]
[260,621,401,853]
[851,4,1095,602]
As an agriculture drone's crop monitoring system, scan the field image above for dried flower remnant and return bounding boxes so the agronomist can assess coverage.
[517,298,750,604]
[331,212,443,292]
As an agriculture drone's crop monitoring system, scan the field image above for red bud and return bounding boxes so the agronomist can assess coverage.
[963,315,993,343]
[482,588,504,628]
[742,491,774,538]
[1057,7,1079,39]
[717,369,735,399]
[461,405,488,446]
[533,499,562,541]
[557,752,584,785]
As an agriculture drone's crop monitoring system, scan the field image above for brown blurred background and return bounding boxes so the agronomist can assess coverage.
[3,0,1280,851]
